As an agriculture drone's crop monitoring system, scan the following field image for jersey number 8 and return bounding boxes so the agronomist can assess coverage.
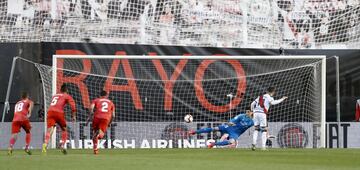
[15,102,24,112]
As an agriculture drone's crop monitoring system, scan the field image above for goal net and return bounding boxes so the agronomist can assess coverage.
[30,55,325,149]
[0,0,359,48]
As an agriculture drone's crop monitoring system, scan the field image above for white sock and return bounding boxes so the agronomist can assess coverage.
[252,130,258,145]
[261,131,267,149]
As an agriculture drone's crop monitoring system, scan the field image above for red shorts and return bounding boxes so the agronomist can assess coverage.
[11,120,31,134]
[92,118,110,133]
[47,110,66,129]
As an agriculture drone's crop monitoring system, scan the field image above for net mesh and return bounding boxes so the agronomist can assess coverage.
[30,56,325,148]
[0,0,359,49]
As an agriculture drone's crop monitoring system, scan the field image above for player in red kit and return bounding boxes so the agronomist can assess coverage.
[86,91,115,155]
[8,92,34,155]
[42,84,76,154]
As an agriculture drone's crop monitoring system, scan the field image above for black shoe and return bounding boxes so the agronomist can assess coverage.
[25,148,32,155]
[61,148,67,155]
[7,148,13,156]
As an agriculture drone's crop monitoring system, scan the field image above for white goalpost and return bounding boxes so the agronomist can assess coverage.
[46,55,326,149]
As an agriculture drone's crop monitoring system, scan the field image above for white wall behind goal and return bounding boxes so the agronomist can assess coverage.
[0,122,358,149]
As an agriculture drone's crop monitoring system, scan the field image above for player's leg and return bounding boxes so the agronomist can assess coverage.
[252,126,259,150]
[228,140,237,148]
[94,129,105,154]
[207,127,238,148]
[215,138,236,146]
[93,119,109,154]
[209,138,236,148]
[218,134,237,148]
[58,118,68,155]
[189,126,220,135]
[219,133,229,141]
[23,120,32,155]
[8,133,18,155]
[43,114,56,153]
[44,127,54,145]
[259,126,268,150]
[8,121,21,155]
[92,118,100,154]
[92,129,99,154]
[265,126,275,148]
[208,132,238,149]
[9,133,18,148]
[259,113,268,150]
[43,126,54,153]
[252,113,260,150]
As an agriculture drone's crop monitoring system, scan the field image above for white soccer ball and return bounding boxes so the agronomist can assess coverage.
[184,114,193,123]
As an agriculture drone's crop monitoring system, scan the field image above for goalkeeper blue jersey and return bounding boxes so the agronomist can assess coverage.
[218,113,254,139]
[229,113,254,132]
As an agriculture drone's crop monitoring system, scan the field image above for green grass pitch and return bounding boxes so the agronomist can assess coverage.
[1,149,359,170]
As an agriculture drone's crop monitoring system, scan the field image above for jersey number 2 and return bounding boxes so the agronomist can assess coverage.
[101,102,109,112]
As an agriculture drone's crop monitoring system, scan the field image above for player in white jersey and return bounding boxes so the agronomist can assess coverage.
[250,87,287,150]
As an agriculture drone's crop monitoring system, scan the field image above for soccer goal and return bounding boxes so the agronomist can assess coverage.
[1,55,326,149]
[42,55,326,149]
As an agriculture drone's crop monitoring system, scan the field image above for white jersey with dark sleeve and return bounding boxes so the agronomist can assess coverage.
[251,94,285,114]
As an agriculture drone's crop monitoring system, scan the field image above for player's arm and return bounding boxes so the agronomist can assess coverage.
[108,103,115,127]
[270,96,288,105]
[250,97,258,111]
[28,101,34,118]
[250,100,256,111]
[68,96,77,121]
[86,103,95,126]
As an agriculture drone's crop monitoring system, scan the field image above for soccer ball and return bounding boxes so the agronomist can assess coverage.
[184,114,193,123]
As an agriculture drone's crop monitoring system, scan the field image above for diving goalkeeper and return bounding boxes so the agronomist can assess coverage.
[189,110,254,148]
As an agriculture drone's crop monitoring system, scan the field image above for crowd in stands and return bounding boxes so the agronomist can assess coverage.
[0,0,358,48]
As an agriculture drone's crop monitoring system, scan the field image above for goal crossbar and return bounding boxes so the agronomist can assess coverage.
[53,55,326,60]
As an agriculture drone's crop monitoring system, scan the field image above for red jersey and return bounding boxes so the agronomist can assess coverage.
[356,99,360,122]
[48,93,76,113]
[13,99,33,121]
[92,98,114,121]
